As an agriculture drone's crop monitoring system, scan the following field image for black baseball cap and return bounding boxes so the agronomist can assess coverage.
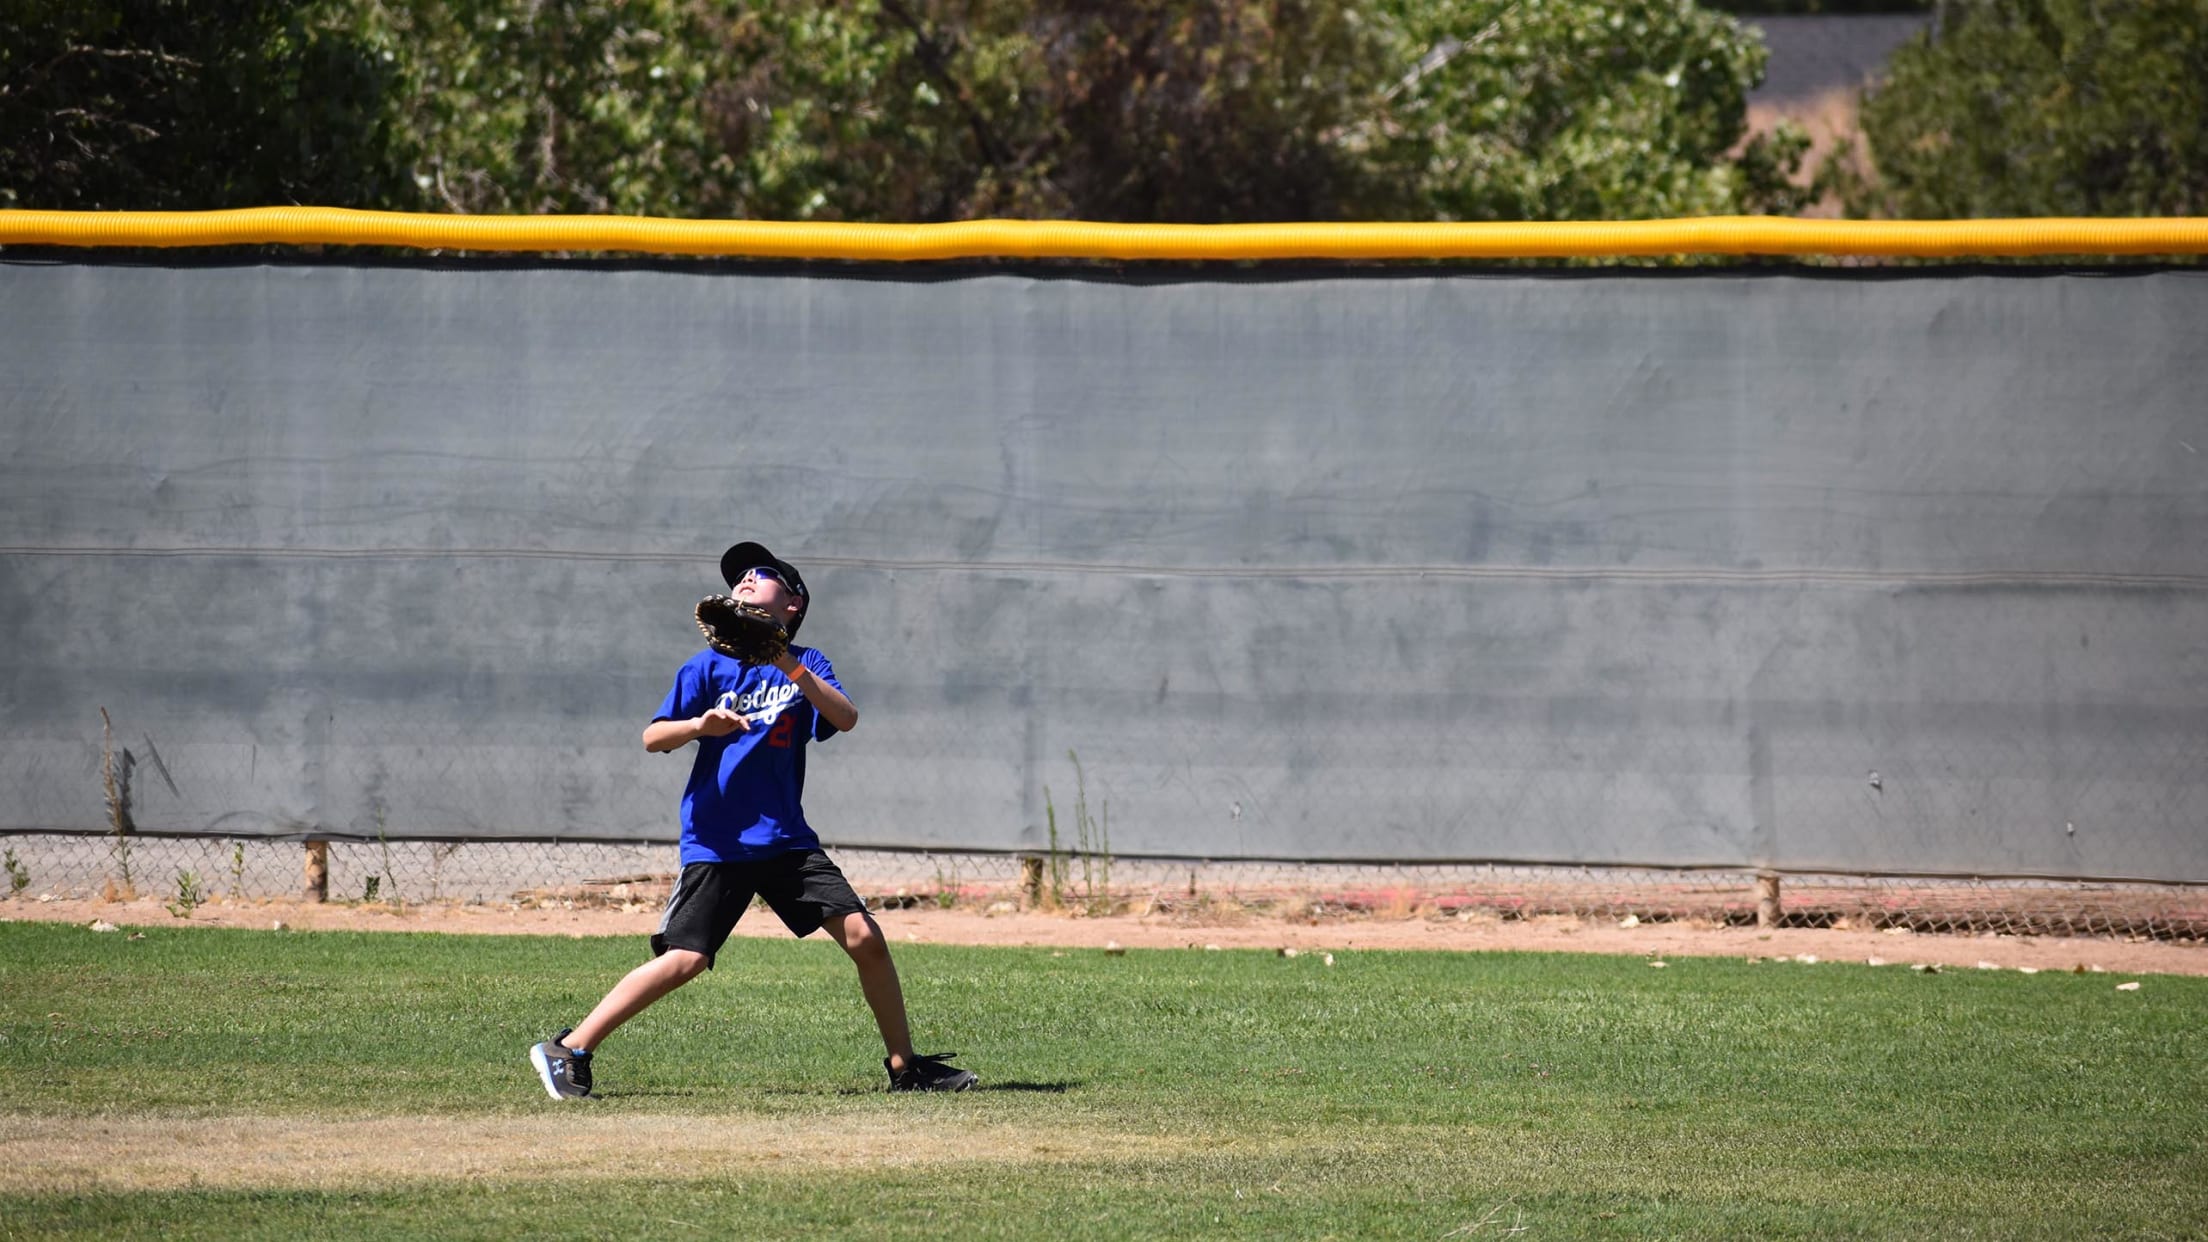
[720,541,810,637]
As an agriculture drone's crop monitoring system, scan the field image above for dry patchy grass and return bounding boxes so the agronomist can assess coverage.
[0,1112,1196,1194]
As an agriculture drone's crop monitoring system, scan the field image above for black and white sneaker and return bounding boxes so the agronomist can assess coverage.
[887,1052,978,1093]
[528,1028,593,1100]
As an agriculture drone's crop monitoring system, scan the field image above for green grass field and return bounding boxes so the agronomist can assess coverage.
[2,920,2203,1240]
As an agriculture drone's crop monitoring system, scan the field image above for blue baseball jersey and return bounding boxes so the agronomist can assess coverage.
[653,646,847,865]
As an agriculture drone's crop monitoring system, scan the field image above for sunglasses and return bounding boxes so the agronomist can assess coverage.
[741,566,805,596]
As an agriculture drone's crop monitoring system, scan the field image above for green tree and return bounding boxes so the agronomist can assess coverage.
[701,3,1050,220]
[1017,1,1409,222]
[5,0,1809,223]
[710,0,1807,222]
[336,0,749,216]
[0,0,404,209]
[1849,0,2208,217]
[1369,0,1811,219]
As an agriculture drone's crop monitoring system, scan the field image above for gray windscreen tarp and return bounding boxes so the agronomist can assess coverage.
[2,260,2203,881]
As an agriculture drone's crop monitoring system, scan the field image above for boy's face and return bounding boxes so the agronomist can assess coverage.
[733,567,804,628]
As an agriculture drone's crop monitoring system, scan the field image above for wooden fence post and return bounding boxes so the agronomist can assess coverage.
[1756,871,1782,928]
[1019,854,1044,907]
[304,840,329,903]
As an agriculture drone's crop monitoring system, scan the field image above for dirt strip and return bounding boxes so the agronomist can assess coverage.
[7,896,2203,976]
[0,1112,1189,1193]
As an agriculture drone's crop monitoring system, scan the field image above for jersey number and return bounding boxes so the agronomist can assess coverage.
[766,715,796,748]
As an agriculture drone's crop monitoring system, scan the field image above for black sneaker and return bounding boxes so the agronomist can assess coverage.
[887,1052,977,1093]
[528,1028,593,1100]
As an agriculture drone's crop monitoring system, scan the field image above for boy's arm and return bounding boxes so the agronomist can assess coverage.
[773,652,859,733]
[643,708,748,752]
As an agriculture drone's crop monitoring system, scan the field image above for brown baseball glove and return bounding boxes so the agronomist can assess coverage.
[694,594,789,665]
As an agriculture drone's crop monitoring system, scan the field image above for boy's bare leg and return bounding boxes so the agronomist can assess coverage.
[564,948,710,1052]
[820,911,917,1071]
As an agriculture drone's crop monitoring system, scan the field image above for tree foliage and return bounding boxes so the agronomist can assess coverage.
[1374,0,1808,220]
[0,0,404,210]
[1850,0,2208,217]
[715,1,1415,222]
[338,0,747,215]
[3,0,1812,222]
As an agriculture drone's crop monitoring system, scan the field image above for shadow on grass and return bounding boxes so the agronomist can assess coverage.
[768,1079,1083,1097]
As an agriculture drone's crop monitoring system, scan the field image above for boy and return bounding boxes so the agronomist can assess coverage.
[529,540,976,1097]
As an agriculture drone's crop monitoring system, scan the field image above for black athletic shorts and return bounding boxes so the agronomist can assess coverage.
[651,850,868,966]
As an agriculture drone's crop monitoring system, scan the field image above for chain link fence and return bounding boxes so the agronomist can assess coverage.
[6,832,2203,941]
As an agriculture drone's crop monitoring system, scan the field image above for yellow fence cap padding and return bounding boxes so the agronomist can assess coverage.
[4,208,2208,259]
